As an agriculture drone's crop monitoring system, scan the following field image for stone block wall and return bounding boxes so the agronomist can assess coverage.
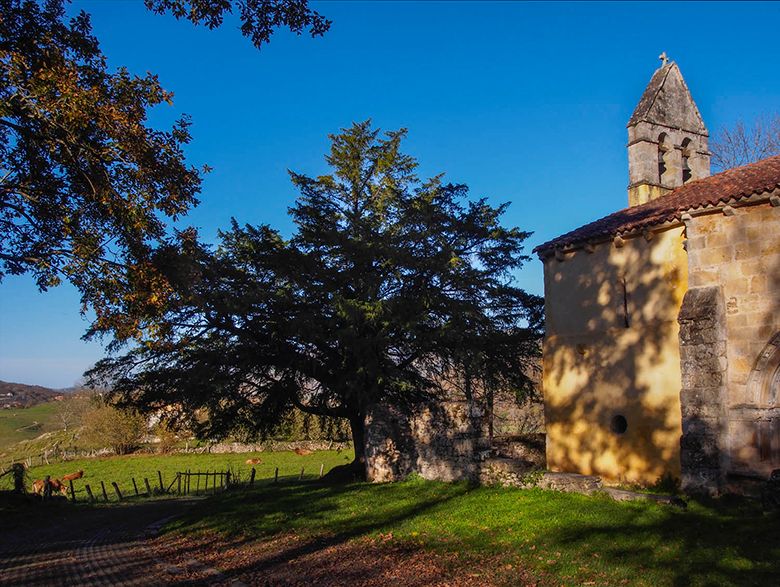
[678,286,728,493]
[364,401,490,483]
[685,198,780,480]
[628,121,709,206]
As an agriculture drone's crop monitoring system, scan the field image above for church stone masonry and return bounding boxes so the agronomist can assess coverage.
[627,58,710,207]
[536,57,780,494]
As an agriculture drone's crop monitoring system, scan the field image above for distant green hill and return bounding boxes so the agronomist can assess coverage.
[0,402,64,454]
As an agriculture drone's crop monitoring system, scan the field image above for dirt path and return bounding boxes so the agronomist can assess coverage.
[0,498,200,586]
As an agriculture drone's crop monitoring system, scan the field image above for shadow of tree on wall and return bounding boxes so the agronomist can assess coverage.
[366,400,491,483]
[742,239,780,475]
[544,228,688,483]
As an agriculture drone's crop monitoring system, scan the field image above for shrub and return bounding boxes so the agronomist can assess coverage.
[81,405,146,455]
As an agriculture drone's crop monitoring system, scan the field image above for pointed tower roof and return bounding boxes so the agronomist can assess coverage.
[627,61,707,135]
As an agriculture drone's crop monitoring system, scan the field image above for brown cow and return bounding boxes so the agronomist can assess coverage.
[31,478,68,496]
[294,448,313,456]
[62,470,84,482]
[245,458,262,465]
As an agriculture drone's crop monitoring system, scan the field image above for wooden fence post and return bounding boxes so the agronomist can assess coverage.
[43,475,51,500]
[132,478,139,496]
[157,471,164,492]
[299,467,304,480]
[11,463,24,493]
[100,481,109,502]
[112,482,123,501]
[144,477,152,496]
[249,467,256,487]
[85,484,95,502]
[226,470,231,488]
[319,463,324,478]
[69,479,76,501]
[177,473,182,495]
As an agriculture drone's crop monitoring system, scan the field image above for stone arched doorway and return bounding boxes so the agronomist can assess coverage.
[745,334,780,465]
[747,333,780,407]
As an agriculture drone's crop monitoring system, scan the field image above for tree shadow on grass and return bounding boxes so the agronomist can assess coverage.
[542,496,780,586]
[161,481,780,586]
[164,479,476,586]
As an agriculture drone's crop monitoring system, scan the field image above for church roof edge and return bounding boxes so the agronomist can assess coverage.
[534,155,780,255]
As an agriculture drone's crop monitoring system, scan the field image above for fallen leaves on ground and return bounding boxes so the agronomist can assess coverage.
[151,530,546,586]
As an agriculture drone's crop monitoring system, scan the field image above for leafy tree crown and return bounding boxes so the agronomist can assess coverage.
[90,121,543,444]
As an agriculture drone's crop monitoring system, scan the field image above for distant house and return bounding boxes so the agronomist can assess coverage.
[535,59,780,494]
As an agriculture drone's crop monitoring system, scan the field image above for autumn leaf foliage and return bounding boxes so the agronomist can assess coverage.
[0,0,203,342]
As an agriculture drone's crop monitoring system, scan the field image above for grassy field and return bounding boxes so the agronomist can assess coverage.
[2,449,354,499]
[0,402,63,449]
[165,478,780,587]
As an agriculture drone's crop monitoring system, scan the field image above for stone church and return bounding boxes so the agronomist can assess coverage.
[536,59,780,493]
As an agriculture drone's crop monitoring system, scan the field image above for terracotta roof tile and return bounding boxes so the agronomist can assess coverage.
[534,154,780,254]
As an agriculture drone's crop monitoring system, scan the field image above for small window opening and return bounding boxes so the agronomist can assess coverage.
[621,276,630,329]
[611,415,628,435]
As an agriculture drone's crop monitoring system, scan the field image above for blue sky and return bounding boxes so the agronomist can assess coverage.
[1,1,779,388]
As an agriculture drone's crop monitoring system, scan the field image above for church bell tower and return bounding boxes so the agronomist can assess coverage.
[627,54,710,207]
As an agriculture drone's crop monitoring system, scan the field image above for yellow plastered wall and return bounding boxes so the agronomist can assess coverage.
[543,226,688,484]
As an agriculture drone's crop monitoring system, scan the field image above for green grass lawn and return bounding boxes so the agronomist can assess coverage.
[0,402,63,449]
[1,449,354,499]
[167,478,780,587]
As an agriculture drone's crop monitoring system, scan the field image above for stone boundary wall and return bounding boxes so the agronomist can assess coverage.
[479,459,601,492]
[678,286,728,494]
[364,401,490,483]
[172,440,351,455]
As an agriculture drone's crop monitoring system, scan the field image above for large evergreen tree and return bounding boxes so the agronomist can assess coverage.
[89,121,543,477]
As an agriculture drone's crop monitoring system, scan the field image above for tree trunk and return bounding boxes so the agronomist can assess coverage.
[322,412,367,482]
[350,414,367,473]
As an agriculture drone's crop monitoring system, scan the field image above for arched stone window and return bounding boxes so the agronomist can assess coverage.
[747,333,780,407]
[681,138,693,184]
